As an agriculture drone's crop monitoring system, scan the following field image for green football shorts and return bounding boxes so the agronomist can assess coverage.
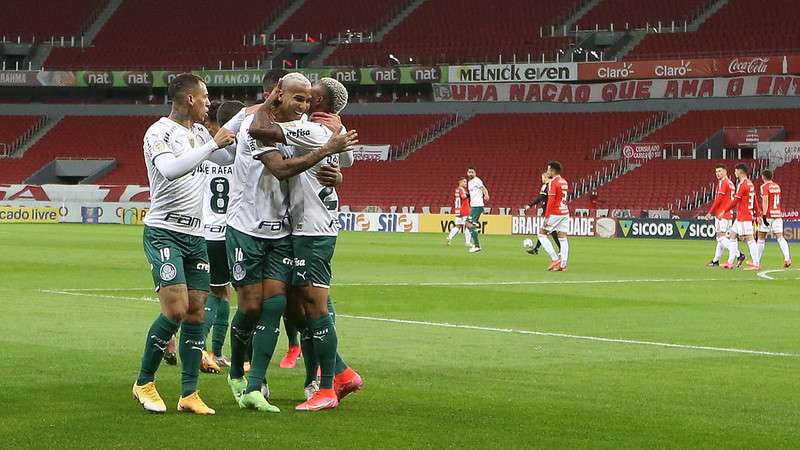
[291,235,337,288]
[205,239,230,287]
[225,227,293,288]
[143,225,210,292]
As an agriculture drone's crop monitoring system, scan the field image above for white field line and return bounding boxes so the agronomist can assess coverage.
[756,268,799,280]
[38,289,798,358]
[43,274,798,291]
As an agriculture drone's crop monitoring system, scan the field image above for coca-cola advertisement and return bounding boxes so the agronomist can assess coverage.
[723,56,782,75]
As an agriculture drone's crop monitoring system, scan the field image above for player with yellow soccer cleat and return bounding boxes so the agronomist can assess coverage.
[177,391,215,415]
[132,382,167,414]
[200,350,221,374]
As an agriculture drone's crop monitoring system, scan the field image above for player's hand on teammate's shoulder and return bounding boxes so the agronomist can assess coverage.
[323,130,358,155]
[311,112,343,133]
[317,163,342,187]
[213,127,235,148]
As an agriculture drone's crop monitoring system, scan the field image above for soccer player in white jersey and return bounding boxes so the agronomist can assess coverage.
[466,167,490,253]
[756,170,792,267]
[197,100,245,372]
[250,76,364,411]
[132,74,236,415]
[223,73,357,413]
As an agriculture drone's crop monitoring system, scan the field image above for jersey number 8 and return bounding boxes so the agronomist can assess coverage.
[210,177,230,214]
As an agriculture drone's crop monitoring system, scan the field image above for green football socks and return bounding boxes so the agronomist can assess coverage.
[246,295,287,393]
[136,314,179,385]
[178,322,204,396]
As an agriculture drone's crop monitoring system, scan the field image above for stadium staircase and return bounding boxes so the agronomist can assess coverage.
[0,116,47,158]
[569,111,683,203]
[556,0,603,34]
[311,0,425,66]
[392,113,472,160]
[6,115,61,158]
[262,0,307,40]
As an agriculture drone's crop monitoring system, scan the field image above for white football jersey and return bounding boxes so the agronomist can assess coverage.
[277,116,354,237]
[468,176,485,207]
[199,161,234,241]
[143,117,213,236]
[226,114,291,239]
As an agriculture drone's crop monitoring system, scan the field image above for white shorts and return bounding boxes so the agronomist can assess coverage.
[542,215,570,234]
[454,216,467,226]
[714,218,732,234]
[731,220,754,236]
[761,218,784,235]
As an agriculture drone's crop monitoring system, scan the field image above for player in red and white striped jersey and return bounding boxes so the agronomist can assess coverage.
[704,164,744,267]
[538,161,570,271]
[756,170,792,268]
[446,177,472,246]
[720,163,761,270]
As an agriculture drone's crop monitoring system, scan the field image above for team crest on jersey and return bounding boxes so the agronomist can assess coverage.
[232,263,246,281]
[160,263,177,281]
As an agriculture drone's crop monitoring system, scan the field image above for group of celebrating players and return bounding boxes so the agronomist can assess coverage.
[131,69,363,415]
[705,163,792,270]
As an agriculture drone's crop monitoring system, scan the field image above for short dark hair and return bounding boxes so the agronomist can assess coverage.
[548,160,562,173]
[217,100,245,125]
[263,69,289,91]
[715,163,726,170]
[206,100,222,124]
[762,169,773,180]
[168,73,204,101]
[734,163,748,174]
[468,166,476,171]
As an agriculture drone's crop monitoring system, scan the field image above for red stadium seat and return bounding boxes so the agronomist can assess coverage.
[45,0,286,70]
[337,112,658,211]
[326,0,581,65]
[628,0,800,59]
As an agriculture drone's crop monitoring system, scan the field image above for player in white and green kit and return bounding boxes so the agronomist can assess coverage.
[198,100,244,372]
[224,73,358,413]
[250,77,363,411]
[132,74,236,415]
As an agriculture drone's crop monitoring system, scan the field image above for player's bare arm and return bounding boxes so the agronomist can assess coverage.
[256,131,358,180]
[317,163,343,187]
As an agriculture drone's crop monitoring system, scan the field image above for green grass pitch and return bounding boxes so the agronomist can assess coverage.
[2,224,798,449]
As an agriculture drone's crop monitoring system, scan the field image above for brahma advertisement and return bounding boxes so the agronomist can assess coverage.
[511,216,597,237]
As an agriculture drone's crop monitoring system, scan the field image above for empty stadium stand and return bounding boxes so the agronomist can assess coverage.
[576,0,708,30]
[45,0,287,70]
[773,159,800,213]
[1,0,104,40]
[0,116,156,185]
[326,0,581,65]
[343,114,450,148]
[276,0,409,40]
[337,112,658,211]
[628,0,800,59]
[0,116,45,157]
[645,109,800,148]
[572,159,749,211]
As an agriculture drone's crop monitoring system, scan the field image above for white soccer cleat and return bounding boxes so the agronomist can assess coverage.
[261,383,270,400]
[469,247,482,253]
[304,380,320,400]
